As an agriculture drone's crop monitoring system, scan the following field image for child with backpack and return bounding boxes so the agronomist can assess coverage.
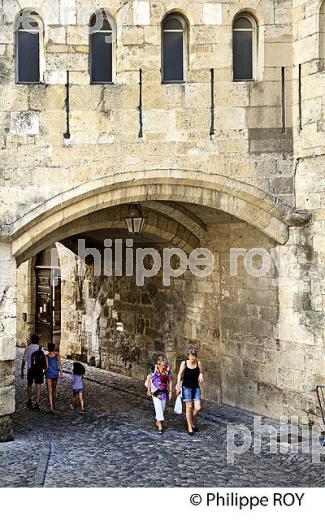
[70,362,86,413]
[45,343,62,413]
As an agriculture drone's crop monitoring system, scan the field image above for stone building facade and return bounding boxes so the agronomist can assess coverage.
[0,0,324,440]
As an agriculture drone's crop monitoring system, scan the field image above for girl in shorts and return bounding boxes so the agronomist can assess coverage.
[70,362,86,413]
[45,343,62,413]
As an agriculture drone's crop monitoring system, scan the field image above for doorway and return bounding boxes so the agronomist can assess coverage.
[35,248,61,350]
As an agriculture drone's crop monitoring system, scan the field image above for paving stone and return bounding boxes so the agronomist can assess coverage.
[0,349,323,488]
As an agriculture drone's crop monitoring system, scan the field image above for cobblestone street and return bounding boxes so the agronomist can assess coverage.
[0,349,324,488]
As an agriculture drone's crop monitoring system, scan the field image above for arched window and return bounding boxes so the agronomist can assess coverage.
[233,15,256,81]
[90,11,115,84]
[320,1,325,68]
[162,15,187,82]
[16,12,42,83]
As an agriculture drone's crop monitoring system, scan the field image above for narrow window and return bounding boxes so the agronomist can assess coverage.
[90,14,113,83]
[16,14,41,83]
[233,16,255,81]
[162,15,186,82]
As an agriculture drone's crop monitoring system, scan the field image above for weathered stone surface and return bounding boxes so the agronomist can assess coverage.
[0,386,15,417]
[203,3,222,26]
[0,415,14,443]
[10,112,40,135]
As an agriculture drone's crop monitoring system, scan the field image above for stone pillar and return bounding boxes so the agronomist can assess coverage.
[17,259,36,347]
[274,227,325,423]
[0,241,16,441]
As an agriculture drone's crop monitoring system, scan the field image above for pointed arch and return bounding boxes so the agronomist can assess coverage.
[8,169,311,265]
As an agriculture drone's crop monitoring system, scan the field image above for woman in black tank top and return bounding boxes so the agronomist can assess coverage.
[176,347,204,436]
[182,362,200,389]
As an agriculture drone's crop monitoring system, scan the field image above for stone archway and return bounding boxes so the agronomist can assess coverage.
[0,172,312,440]
[8,169,310,265]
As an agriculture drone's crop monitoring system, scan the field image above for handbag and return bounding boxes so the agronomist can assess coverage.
[174,395,183,414]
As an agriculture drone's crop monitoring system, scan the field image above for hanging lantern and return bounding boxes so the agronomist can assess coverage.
[124,202,147,234]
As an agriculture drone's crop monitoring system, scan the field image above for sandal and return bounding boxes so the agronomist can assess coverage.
[158,429,163,435]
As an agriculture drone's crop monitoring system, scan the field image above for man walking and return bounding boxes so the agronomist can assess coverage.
[21,334,46,409]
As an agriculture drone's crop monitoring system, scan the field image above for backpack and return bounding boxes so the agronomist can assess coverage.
[31,347,46,371]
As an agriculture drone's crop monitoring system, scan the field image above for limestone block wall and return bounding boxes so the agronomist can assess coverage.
[291,0,325,423]
[0,0,295,229]
[175,220,323,422]
[185,223,279,411]
[16,259,36,346]
[59,244,187,379]
[274,226,325,420]
[0,242,16,440]
[205,222,323,422]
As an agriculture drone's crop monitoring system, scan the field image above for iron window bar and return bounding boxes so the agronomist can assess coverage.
[138,68,143,138]
[64,70,71,139]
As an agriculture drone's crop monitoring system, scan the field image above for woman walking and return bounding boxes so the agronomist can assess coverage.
[176,347,204,435]
[146,356,173,434]
[45,343,62,413]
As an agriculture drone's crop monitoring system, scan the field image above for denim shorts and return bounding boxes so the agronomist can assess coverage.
[182,386,201,402]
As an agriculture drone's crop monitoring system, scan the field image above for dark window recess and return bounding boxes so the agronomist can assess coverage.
[163,30,184,81]
[234,17,252,29]
[17,31,40,83]
[91,32,113,83]
[164,18,183,30]
[90,16,111,30]
[233,29,253,80]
